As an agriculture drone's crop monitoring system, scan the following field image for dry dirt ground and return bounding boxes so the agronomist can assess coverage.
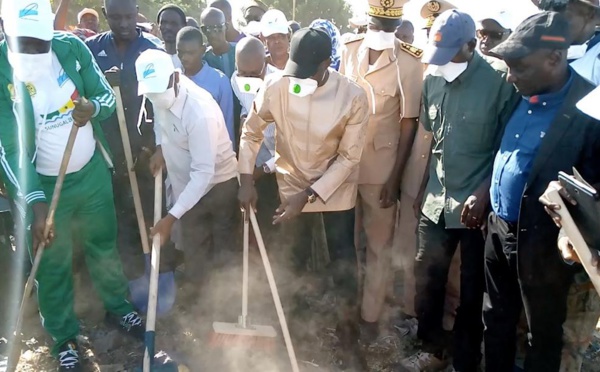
[2,243,600,372]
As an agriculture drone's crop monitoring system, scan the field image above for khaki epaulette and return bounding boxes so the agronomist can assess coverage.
[399,42,424,59]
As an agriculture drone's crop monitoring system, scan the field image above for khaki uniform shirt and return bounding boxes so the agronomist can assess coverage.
[420,53,518,228]
[238,71,370,213]
[340,36,424,185]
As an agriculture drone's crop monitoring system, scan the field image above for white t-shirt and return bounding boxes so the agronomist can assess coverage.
[30,53,95,176]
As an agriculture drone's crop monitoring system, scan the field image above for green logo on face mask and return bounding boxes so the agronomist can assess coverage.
[244,83,251,92]
[293,84,301,94]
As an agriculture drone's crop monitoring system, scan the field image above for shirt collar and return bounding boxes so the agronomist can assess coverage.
[524,68,573,107]
[454,52,483,84]
[169,81,188,119]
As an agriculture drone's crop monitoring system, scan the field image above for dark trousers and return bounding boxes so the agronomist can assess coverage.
[483,213,572,372]
[283,209,359,319]
[179,178,240,283]
[415,213,485,372]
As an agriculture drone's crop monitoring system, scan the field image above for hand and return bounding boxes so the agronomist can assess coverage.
[541,180,577,228]
[460,185,490,229]
[238,174,258,212]
[72,98,94,127]
[273,191,308,225]
[104,67,121,87]
[149,146,165,177]
[32,202,54,251]
[150,214,176,247]
[558,236,579,263]
[380,179,400,209]
[253,165,266,181]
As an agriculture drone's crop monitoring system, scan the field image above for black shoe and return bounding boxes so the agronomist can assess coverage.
[107,311,145,341]
[58,340,82,371]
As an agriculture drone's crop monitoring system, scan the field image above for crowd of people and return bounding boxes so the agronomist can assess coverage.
[2,0,600,371]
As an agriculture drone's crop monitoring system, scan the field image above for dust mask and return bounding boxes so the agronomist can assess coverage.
[146,87,177,110]
[235,76,263,94]
[288,77,318,97]
[425,61,468,83]
[7,49,53,82]
[363,29,396,51]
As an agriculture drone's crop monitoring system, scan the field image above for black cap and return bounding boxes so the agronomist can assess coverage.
[283,27,332,79]
[490,11,571,60]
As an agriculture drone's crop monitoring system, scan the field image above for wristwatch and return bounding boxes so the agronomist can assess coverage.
[305,187,318,204]
[262,163,271,174]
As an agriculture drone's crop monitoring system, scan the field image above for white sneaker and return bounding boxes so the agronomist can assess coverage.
[394,317,419,338]
[400,351,449,372]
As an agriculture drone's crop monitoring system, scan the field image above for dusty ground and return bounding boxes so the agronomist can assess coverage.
[2,242,600,372]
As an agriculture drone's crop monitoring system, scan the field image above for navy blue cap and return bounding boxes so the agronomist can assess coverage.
[490,11,571,60]
[422,9,476,66]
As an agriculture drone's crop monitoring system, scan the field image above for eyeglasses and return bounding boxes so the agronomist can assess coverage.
[201,23,226,34]
[477,29,508,41]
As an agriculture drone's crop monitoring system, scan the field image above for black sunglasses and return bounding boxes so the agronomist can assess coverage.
[201,23,226,34]
[477,29,508,41]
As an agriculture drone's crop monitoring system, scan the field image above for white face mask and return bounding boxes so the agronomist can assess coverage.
[235,76,263,94]
[288,77,318,97]
[363,29,396,51]
[146,87,177,110]
[7,50,53,82]
[425,61,469,83]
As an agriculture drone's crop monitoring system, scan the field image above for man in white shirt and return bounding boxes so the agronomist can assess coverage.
[135,49,239,283]
[231,36,279,237]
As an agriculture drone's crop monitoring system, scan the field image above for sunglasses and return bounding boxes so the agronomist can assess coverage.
[477,29,508,41]
[201,23,226,34]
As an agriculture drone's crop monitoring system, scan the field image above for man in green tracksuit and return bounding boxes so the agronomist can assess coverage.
[0,1,144,370]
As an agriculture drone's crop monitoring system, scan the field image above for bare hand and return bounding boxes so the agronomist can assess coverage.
[238,174,258,212]
[32,202,54,251]
[72,98,94,127]
[558,236,579,263]
[541,180,577,228]
[273,192,308,225]
[150,214,176,247]
[460,184,491,229]
[104,67,121,87]
[149,146,165,177]
[380,179,399,209]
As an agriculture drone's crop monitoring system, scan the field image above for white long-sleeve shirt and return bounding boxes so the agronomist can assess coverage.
[154,75,238,219]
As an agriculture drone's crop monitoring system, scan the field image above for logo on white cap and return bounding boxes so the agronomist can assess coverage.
[19,3,39,20]
[143,64,156,79]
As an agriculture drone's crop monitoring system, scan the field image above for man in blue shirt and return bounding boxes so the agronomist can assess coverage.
[484,12,600,372]
[176,26,235,146]
[200,7,237,79]
[86,0,164,280]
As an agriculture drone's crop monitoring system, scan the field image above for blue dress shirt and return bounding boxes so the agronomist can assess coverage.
[491,71,574,222]
[189,62,235,146]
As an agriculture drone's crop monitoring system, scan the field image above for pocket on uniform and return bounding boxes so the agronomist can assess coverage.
[373,131,399,151]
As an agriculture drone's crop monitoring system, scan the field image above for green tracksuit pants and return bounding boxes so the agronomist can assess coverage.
[34,151,133,356]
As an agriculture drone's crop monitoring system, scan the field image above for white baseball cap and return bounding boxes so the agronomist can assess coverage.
[478,10,513,30]
[77,8,99,23]
[261,9,289,37]
[136,50,175,95]
[1,0,55,41]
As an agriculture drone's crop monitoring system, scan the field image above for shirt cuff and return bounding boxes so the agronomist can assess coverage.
[91,100,101,118]
[26,191,47,205]
[264,157,276,173]
[168,203,187,220]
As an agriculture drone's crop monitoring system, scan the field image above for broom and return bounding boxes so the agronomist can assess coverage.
[210,209,277,349]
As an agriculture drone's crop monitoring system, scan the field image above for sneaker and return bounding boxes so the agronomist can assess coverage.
[394,317,419,338]
[400,351,449,372]
[58,341,82,371]
[107,311,145,341]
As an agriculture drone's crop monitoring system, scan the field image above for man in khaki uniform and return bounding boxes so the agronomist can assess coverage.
[340,0,423,341]
[420,0,456,36]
